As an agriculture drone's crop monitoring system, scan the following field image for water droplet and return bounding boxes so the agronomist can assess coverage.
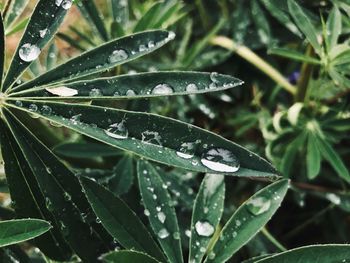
[152,84,174,95]
[104,120,128,139]
[201,148,240,173]
[15,100,23,107]
[185,229,191,238]
[186,83,198,92]
[96,218,101,223]
[46,86,78,97]
[158,228,169,239]
[144,209,150,216]
[29,104,38,112]
[195,221,215,237]
[246,196,271,215]
[64,192,71,201]
[173,232,180,240]
[208,251,216,260]
[141,131,162,146]
[326,193,341,205]
[167,31,176,40]
[39,28,48,38]
[126,90,136,96]
[89,88,102,97]
[41,105,52,115]
[45,197,53,211]
[19,43,41,62]
[176,142,195,159]
[157,212,166,223]
[109,49,128,63]
[61,0,72,9]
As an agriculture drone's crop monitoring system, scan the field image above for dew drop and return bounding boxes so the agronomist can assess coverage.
[126,90,136,96]
[46,86,78,97]
[176,142,195,159]
[39,28,48,38]
[173,232,180,240]
[246,196,271,215]
[104,120,128,139]
[195,221,215,237]
[89,88,102,97]
[208,251,216,260]
[158,228,169,239]
[157,212,166,223]
[186,83,198,92]
[201,148,240,173]
[19,43,41,62]
[29,104,38,112]
[326,193,341,205]
[152,84,174,95]
[41,105,52,115]
[15,100,23,107]
[144,209,150,216]
[61,0,72,9]
[109,49,128,63]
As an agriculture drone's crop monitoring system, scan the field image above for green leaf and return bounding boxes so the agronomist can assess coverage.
[189,174,225,263]
[54,142,122,158]
[0,13,4,88]
[46,42,58,71]
[316,137,350,182]
[205,179,289,263]
[3,111,108,262]
[80,176,166,262]
[0,119,73,261]
[110,0,129,24]
[306,134,321,179]
[0,219,51,247]
[103,250,161,263]
[268,48,321,64]
[56,32,86,52]
[137,161,184,263]
[11,72,243,99]
[134,2,163,32]
[251,0,271,45]
[2,0,71,92]
[3,0,29,27]
[108,155,134,195]
[77,0,109,41]
[12,30,174,92]
[69,25,96,46]
[287,0,322,55]
[255,244,350,263]
[326,6,342,52]
[6,100,278,177]
[5,17,29,37]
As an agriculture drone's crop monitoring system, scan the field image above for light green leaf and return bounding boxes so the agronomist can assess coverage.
[5,17,29,37]
[287,0,322,55]
[306,135,321,179]
[134,2,163,32]
[0,219,51,247]
[268,48,321,64]
[256,244,350,263]
[6,100,278,177]
[205,179,289,263]
[137,161,184,263]
[3,0,29,27]
[11,30,174,92]
[189,174,225,263]
[54,142,122,158]
[326,6,342,52]
[103,250,161,263]
[2,0,71,92]
[80,176,166,261]
[11,72,243,99]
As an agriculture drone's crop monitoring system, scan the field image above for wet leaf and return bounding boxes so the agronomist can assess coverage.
[102,250,161,263]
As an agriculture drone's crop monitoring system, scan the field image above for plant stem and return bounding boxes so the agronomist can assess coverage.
[261,227,287,252]
[210,36,297,95]
[295,44,314,102]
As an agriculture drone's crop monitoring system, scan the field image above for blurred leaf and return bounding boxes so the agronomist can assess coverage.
[80,176,166,261]
[110,0,129,24]
[137,161,183,263]
[326,6,342,52]
[56,32,86,52]
[268,47,321,64]
[3,0,29,27]
[256,244,350,262]
[0,13,4,87]
[0,219,51,247]
[306,135,321,179]
[103,250,160,263]
[189,174,225,263]
[205,179,289,263]
[134,2,163,32]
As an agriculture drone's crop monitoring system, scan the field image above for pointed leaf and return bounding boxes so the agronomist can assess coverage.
[110,0,129,24]
[12,72,243,99]
[256,244,350,263]
[134,3,163,32]
[46,42,58,71]
[137,161,183,263]
[3,0,30,27]
[108,155,134,195]
[189,174,225,263]
[103,250,161,263]
[326,6,342,51]
[80,176,166,261]
[306,135,321,179]
[6,100,278,177]
[2,0,71,91]
[0,13,4,88]
[287,0,322,55]
[205,180,289,263]
[11,30,174,92]
[0,219,51,247]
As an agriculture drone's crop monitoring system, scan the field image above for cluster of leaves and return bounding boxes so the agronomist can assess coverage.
[0,0,349,262]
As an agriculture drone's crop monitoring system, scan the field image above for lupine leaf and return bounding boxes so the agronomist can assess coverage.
[102,250,161,263]
[306,134,321,179]
[11,72,243,99]
[108,155,134,195]
[6,100,278,177]
[205,180,289,263]
[11,30,174,92]
[3,0,30,27]
[326,6,342,52]
[137,161,184,263]
[268,48,321,64]
[0,219,51,247]
[0,13,4,88]
[189,174,225,263]
[54,142,122,158]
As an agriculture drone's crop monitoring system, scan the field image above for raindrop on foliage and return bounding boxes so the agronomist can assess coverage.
[158,228,169,239]
[201,148,240,173]
[19,44,41,62]
[157,212,166,223]
[109,49,128,63]
[246,196,271,215]
[152,84,174,95]
[195,221,215,237]
[104,120,128,139]
[186,83,198,92]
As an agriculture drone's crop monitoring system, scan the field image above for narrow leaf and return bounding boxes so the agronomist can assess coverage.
[205,180,289,263]
[256,244,350,263]
[2,0,71,91]
[110,0,129,24]
[54,142,122,158]
[137,161,184,263]
[3,0,29,27]
[287,0,322,55]
[11,30,174,92]
[103,250,161,263]
[189,174,225,263]
[80,176,166,261]
[326,6,342,51]
[0,219,51,247]
[306,134,321,179]
[0,13,4,88]
[268,48,321,64]
[12,72,243,99]
[6,100,278,177]
[134,3,163,32]
[108,155,134,195]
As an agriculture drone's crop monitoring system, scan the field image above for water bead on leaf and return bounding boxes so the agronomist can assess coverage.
[176,142,195,159]
[186,83,198,92]
[108,49,128,63]
[157,212,166,223]
[246,196,271,215]
[158,228,170,239]
[104,121,128,139]
[46,86,78,97]
[200,148,240,173]
[19,44,41,62]
[152,84,174,95]
[195,221,215,237]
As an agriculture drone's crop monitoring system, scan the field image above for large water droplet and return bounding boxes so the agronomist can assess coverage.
[246,196,271,215]
[158,228,169,239]
[195,221,215,237]
[201,148,240,172]
[109,49,128,63]
[39,28,48,38]
[176,142,195,159]
[186,83,198,92]
[104,120,128,139]
[157,212,166,223]
[19,43,41,62]
[152,84,174,95]
[89,88,102,97]
[46,86,78,97]
[61,0,72,9]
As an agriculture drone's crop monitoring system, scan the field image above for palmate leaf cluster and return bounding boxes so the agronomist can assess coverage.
[0,0,349,263]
